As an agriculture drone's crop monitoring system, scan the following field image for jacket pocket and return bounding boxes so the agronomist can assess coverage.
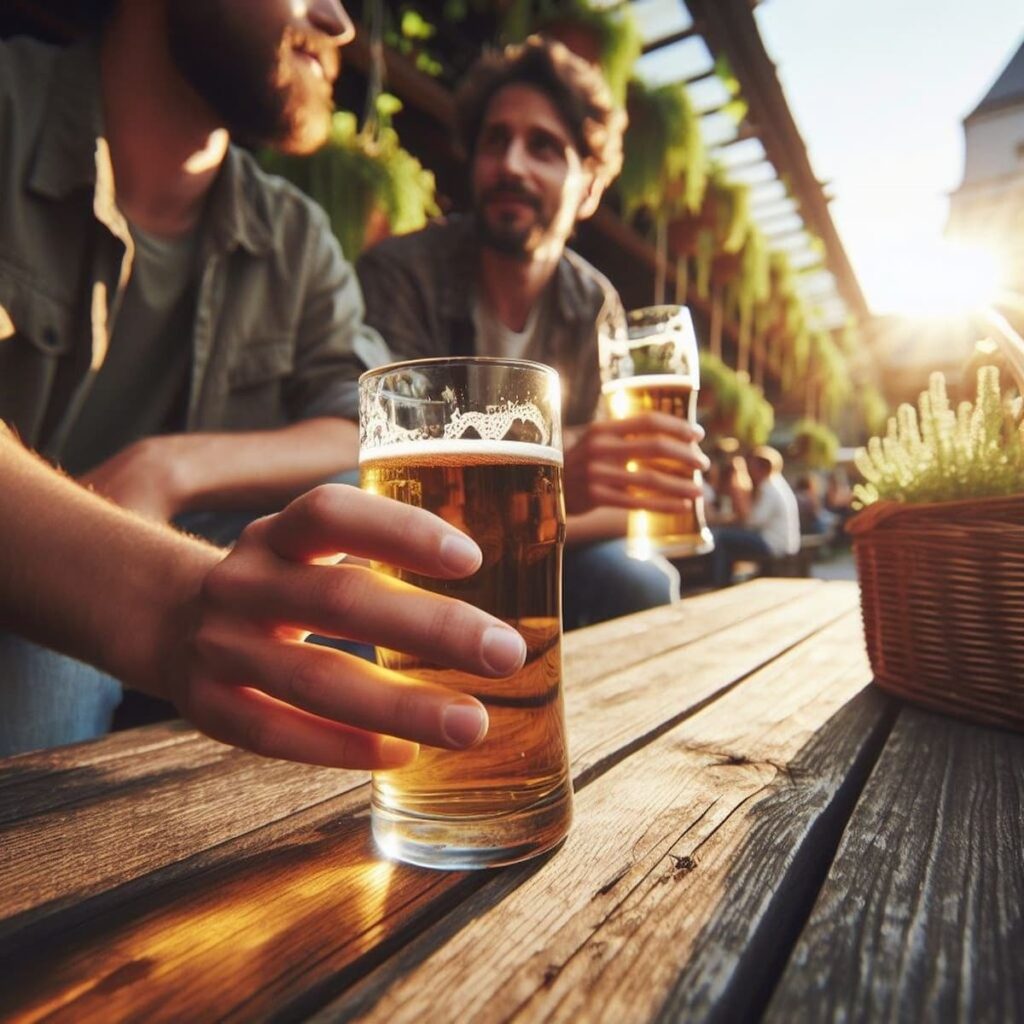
[0,271,74,356]
[226,335,294,390]
[0,271,76,446]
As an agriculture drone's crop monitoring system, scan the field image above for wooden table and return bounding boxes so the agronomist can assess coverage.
[1,579,1021,1022]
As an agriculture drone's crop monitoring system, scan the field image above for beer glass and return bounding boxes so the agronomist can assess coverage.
[359,357,572,870]
[600,305,714,558]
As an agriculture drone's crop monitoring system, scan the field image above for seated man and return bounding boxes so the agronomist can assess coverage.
[0,0,386,752]
[357,37,708,629]
[708,446,801,586]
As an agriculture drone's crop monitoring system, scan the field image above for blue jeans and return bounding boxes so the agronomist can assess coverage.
[0,633,123,757]
[563,539,679,631]
[709,526,773,587]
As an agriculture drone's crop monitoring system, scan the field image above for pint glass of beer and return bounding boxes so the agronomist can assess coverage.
[359,357,572,869]
[600,305,714,558]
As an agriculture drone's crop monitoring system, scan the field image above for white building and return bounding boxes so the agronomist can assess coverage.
[947,38,1024,293]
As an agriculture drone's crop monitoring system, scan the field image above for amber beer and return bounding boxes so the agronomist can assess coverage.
[603,373,714,558]
[361,439,572,869]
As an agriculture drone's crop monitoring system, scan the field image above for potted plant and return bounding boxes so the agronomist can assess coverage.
[789,417,839,470]
[500,0,641,104]
[261,104,439,260]
[848,346,1024,731]
[617,76,706,221]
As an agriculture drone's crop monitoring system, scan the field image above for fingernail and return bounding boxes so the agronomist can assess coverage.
[481,626,527,675]
[439,532,482,575]
[380,736,419,767]
[441,702,489,748]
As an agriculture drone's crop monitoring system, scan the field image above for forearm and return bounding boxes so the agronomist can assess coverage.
[565,507,628,546]
[0,433,220,697]
[158,417,360,513]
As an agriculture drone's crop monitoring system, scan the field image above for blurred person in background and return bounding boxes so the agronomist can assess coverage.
[708,446,800,586]
[794,474,835,536]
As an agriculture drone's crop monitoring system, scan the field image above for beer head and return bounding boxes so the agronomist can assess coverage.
[600,305,701,388]
[359,357,562,462]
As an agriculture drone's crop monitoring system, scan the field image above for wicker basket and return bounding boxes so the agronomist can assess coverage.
[848,492,1024,732]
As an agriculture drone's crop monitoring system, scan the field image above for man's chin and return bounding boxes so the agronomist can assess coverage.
[267,102,332,155]
[476,220,535,259]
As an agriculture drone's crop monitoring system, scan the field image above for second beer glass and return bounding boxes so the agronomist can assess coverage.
[359,357,572,870]
[600,305,714,559]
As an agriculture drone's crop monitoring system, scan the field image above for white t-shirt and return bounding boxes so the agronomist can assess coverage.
[471,288,552,362]
[749,474,801,556]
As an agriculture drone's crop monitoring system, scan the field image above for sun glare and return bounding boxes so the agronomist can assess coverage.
[881,241,1004,317]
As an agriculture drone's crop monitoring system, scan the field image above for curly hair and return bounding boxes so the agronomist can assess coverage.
[454,36,626,188]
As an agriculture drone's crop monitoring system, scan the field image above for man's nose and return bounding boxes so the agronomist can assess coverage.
[500,136,529,177]
[306,0,356,45]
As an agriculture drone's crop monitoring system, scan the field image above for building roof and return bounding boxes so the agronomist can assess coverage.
[966,37,1024,123]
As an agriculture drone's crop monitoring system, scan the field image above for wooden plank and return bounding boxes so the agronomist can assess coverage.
[0,580,824,937]
[566,582,861,785]
[0,724,213,824]
[0,743,368,937]
[319,611,887,1023]
[766,708,1024,1023]
[0,583,867,1021]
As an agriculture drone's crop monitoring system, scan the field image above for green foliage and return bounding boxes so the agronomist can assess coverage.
[724,224,770,320]
[501,0,642,104]
[853,368,1024,507]
[693,169,751,299]
[859,384,889,437]
[261,110,438,260]
[699,353,774,446]
[791,418,839,470]
[618,76,706,219]
[809,329,850,420]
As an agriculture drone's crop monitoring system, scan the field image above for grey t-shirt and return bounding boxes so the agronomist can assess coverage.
[59,222,199,475]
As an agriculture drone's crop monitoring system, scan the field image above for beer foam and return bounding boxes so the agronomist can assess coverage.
[601,374,695,393]
[359,438,563,467]
[361,392,554,447]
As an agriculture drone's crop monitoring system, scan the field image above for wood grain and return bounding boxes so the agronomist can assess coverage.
[0,583,864,1022]
[0,739,369,940]
[316,611,884,1023]
[0,580,832,940]
[765,708,1024,1023]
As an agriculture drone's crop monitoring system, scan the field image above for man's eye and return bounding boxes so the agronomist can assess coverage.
[532,136,562,158]
[480,129,508,152]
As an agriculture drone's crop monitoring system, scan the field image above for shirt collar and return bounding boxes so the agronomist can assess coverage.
[201,146,274,257]
[28,37,105,201]
[27,37,272,257]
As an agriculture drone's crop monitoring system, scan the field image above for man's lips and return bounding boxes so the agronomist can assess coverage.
[293,41,339,84]
[483,192,540,213]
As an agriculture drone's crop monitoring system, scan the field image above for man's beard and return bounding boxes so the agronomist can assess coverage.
[167,2,338,154]
[473,184,551,259]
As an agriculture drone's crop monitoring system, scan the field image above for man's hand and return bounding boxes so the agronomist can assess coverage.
[562,412,709,516]
[157,485,527,770]
[79,436,186,521]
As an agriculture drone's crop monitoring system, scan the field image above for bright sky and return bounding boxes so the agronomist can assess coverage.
[755,0,1024,317]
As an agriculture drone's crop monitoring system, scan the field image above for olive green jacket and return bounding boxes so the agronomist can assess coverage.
[0,36,387,462]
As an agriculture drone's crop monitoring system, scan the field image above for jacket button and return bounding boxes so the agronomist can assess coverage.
[42,327,60,352]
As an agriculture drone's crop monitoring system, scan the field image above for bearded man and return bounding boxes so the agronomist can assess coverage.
[357,38,709,630]
[0,1,396,753]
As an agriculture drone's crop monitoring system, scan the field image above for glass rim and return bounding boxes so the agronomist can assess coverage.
[625,303,694,323]
[359,355,560,384]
